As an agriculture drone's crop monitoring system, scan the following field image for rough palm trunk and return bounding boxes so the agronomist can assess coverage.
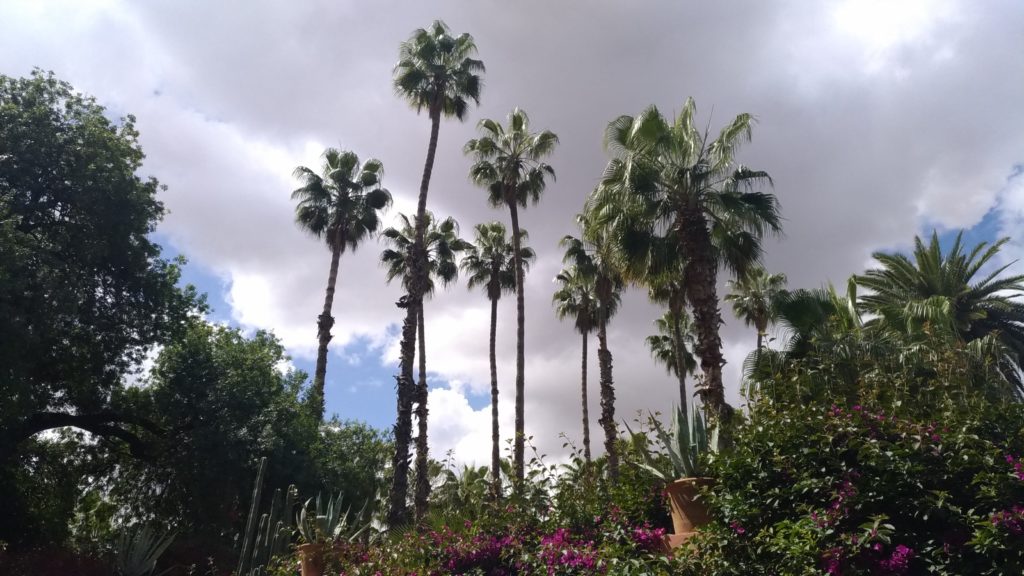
[311,227,345,420]
[595,296,617,480]
[414,305,430,521]
[580,329,591,463]
[669,304,689,417]
[387,296,418,527]
[507,201,526,493]
[391,99,442,528]
[678,207,728,421]
[488,293,501,497]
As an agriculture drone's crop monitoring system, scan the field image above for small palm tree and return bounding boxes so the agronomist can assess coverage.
[291,148,391,419]
[646,309,698,407]
[552,266,599,462]
[594,98,781,421]
[465,108,558,491]
[725,266,788,356]
[380,211,471,522]
[390,21,484,527]
[561,212,623,479]
[856,231,1024,395]
[460,222,534,496]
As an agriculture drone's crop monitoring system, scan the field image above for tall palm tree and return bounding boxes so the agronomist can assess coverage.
[855,231,1024,396]
[460,222,534,496]
[465,108,558,490]
[561,213,623,479]
[725,266,788,356]
[552,266,599,463]
[646,309,698,407]
[641,244,697,414]
[593,98,781,421]
[391,21,483,526]
[291,148,392,419]
[380,211,471,522]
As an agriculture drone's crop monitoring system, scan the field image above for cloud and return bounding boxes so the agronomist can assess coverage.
[3,0,1023,465]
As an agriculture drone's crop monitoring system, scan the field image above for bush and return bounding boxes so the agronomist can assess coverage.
[677,401,1024,575]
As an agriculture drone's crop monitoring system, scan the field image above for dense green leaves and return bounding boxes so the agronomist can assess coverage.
[678,401,1024,575]
[0,70,203,450]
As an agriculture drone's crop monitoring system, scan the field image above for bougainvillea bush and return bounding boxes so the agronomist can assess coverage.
[676,400,1024,575]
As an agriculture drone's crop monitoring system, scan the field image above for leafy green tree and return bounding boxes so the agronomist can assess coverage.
[646,310,698,407]
[594,98,781,420]
[111,322,390,564]
[461,222,534,494]
[113,323,313,537]
[291,149,392,419]
[856,232,1024,396]
[0,70,201,460]
[725,266,787,358]
[390,19,484,528]
[561,213,623,479]
[465,108,558,490]
[380,212,471,521]
[552,266,599,462]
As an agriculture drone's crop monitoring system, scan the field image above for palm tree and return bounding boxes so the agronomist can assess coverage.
[460,222,534,496]
[561,213,623,478]
[594,98,781,421]
[855,231,1024,396]
[725,266,788,356]
[291,148,392,419]
[390,22,483,526]
[642,246,697,414]
[380,211,471,522]
[465,108,558,490]
[646,309,698,407]
[552,266,599,462]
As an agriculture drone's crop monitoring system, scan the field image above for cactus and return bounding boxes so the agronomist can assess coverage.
[626,403,720,481]
[236,458,297,576]
[296,492,369,544]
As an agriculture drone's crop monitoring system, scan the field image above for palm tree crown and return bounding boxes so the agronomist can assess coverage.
[380,212,472,295]
[646,310,697,378]
[292,149,392,251]
[464,108,559,208]
[394,20,485,121]
[725,266,788,350]
[856,231,1024,394]
[461,222,533,302]
[553,266,599,336]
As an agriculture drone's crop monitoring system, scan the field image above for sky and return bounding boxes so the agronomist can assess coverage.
[2,0,1023,467]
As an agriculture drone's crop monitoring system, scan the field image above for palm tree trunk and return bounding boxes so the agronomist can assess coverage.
[488,295,501,498]
[387,296,418,528]
[596,301,618,480]
[311,229,345,420]
[678,209,728,422]
[507,201,527,494]
[670,304,689,417]
[414,304,430,521]
[580,330,591,463]
[394,98,441,527]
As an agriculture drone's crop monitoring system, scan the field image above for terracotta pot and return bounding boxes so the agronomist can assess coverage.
[297,543,325,576]
[666,477,712,534]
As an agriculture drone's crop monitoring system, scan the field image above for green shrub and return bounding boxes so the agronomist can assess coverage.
[677,401,1024,575]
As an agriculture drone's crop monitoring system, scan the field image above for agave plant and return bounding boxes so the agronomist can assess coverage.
[296,492,368,544]
[114,525,176,576]
[627,404,719,481]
